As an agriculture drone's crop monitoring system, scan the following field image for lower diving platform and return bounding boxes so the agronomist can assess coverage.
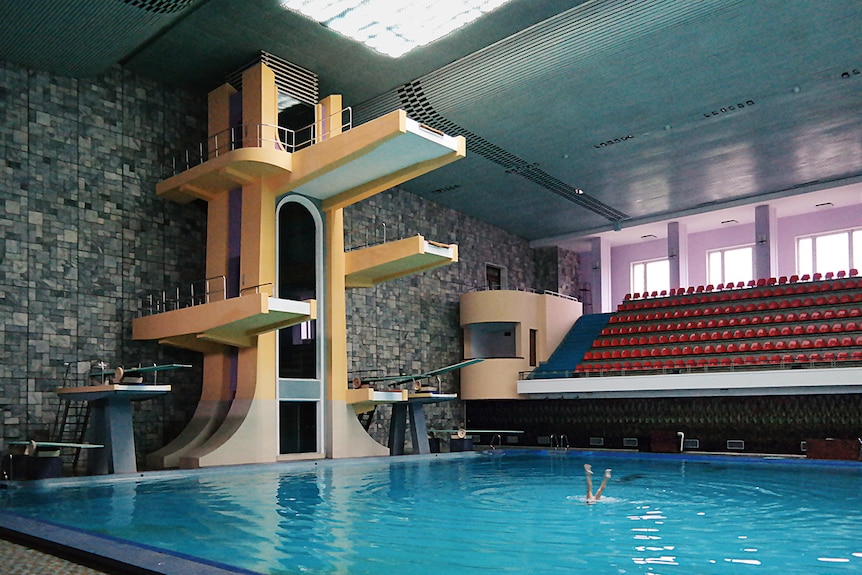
[132,293,315,351]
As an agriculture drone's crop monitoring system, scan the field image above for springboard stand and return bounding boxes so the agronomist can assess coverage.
[388,393,457,455]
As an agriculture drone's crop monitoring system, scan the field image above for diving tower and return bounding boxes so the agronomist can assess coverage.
[133,62,465,469]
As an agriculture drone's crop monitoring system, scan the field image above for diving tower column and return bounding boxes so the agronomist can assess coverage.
[325,207,390,457]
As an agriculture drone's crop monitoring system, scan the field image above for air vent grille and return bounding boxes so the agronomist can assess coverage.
[121,0,196,13]
[226,51,319,107]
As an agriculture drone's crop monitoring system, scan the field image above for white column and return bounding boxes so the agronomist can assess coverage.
[667,221,688,290]
[754,204,777,280]
[590,237,612,312]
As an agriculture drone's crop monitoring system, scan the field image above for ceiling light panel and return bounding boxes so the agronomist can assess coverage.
[281,0,513,58]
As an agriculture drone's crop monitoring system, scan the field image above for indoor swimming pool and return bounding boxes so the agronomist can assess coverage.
[2,451,861,574]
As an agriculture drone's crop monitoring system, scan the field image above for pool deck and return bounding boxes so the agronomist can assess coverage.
[1,537,112,575]
[0,512,261,575]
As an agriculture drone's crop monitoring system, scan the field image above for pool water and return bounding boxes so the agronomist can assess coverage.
[2,451,862,574]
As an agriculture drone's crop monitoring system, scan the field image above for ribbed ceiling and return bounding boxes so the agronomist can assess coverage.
[0,0,202,76]
[358,0,746,117]
[3,0,860,245]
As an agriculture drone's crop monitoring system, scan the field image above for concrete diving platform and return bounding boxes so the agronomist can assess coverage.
[346,387,408,414]
[156,109,465,210]
[132,293,315,351]
[345,235,458,287]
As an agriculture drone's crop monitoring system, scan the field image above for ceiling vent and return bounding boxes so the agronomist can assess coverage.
[121,0,196,14]
[702,99,755,119]
[430,184,461,195]
[594,134,634,150]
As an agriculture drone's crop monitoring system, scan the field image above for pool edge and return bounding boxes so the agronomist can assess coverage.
[0,511,262,575]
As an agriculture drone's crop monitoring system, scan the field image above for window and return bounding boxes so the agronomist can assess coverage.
[631,258,669,295]
[708,245,753,286]
[797,228,861,276]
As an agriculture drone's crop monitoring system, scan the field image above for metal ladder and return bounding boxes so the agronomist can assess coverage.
[50,360,98,472]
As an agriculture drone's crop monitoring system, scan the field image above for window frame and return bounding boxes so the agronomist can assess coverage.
[706,244,754,287]
[630,257,670,295]
[795,227,861,276]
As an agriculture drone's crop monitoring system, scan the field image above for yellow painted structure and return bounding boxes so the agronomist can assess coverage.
[460,290,582,399]
[135,62,465,468]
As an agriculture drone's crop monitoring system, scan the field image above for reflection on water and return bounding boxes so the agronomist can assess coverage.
[3,454,862,574]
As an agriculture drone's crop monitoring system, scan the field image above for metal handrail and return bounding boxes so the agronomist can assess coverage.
[240,282,273,296]
[345,222,388,251]
[163,108,353,178]
[139,275,226,317]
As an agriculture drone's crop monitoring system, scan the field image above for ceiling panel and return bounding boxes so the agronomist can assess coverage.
[2,0,859,246]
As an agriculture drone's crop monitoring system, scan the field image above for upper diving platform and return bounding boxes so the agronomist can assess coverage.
[156,109,465,210]
[132,293,315,352]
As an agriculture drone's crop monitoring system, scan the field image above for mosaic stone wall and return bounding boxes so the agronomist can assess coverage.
[0,60,207,466]
[533,246,581,297]
[466,394,862,455]
[344,187,550,448]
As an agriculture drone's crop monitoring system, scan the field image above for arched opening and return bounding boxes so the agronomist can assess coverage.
[276,197,323,455]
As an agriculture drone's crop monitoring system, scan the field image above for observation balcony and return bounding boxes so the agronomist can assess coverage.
[156,108,465,211]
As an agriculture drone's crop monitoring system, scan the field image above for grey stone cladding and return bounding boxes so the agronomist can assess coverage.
[343,188,581,449]
[0,56,582,461]
[0,60,207,468]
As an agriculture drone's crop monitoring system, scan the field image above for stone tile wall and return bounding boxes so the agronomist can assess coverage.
[0,60,207,466]
[344,187,545,448]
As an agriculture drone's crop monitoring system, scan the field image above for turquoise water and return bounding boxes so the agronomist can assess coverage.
[3,451,862,574]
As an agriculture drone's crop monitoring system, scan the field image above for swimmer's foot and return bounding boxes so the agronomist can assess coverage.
[604,469,612,479]
[584,464,593,475]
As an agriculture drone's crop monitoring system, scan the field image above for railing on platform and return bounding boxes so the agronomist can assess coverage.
[162,107,353,178]
[521,356,861,380]
[138,275,228,317]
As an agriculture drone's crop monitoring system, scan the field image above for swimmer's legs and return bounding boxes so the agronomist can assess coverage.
[593,469,611,500]
[584,464,594,499]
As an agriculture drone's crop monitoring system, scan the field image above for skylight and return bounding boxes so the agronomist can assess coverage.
[281,0,513,58]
